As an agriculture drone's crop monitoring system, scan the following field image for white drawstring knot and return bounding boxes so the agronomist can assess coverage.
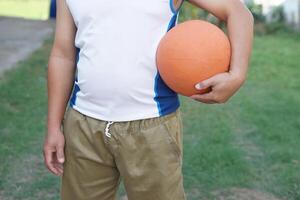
[105,121,114,138]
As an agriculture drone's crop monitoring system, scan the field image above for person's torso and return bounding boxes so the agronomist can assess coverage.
[67,0,183,121]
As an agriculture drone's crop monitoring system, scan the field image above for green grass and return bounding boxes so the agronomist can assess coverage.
[0,0,50,20]
[181,32,300,199]
[0,33,300,199]
[0,40,59,199]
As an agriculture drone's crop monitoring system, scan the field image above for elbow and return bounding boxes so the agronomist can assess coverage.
[50,43,76,62]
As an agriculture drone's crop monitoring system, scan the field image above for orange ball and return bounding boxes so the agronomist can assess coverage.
[156,20,231,96]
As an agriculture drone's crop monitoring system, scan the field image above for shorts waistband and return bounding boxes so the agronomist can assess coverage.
[68,106,180,133]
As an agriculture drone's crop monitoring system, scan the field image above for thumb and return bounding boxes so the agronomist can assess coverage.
[195,77,215,90]
[56,146,65,164]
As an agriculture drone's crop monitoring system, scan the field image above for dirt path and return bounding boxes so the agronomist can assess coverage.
[0,17,54,75]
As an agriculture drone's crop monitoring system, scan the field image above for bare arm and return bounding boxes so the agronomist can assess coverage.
[187,0,254,103]
[48,0,76,133]
[44,0,76,176]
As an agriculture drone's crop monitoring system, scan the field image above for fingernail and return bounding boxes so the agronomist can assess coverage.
[195,83,202,90]
[59,158,65,163]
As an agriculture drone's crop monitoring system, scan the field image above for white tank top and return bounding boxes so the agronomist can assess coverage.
[67,0,183,122]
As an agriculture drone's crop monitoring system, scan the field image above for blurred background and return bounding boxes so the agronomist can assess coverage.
[0,0,299,200]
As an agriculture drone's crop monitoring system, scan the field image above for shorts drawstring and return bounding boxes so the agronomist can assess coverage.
[105,121,114,138]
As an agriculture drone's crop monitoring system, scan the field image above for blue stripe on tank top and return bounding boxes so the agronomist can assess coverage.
[167,14,178,31]
[169,0,177,14]
[153,1,182,116]
[70,48,81,107]
[170,0,185,14]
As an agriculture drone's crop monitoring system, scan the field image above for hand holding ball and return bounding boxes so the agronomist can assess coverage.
[156,20,231,96]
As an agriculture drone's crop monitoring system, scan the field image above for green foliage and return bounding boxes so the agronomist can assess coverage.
[265,22,290,34]
[179,2,209,22]
[270,5,285,23]
[246,2,265,23]
[179,2,223,28]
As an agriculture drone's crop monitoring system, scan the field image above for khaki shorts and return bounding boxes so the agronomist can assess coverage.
[61,106,186,200]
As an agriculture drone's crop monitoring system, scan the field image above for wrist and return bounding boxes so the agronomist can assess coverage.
[47,122,63,134]
[47,114,64,133]
[229,70,247,85]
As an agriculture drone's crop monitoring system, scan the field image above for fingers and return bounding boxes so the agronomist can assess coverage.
[195,76,217,90]
[192,73,234,104]
[190,92,230,104]
[55,145,65,175]
[190,93,217,104]
[43,144,65,176]
[56,145,65,164]
[193,77,217,104]
[53,157,64,175]
[44,147,61,176]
